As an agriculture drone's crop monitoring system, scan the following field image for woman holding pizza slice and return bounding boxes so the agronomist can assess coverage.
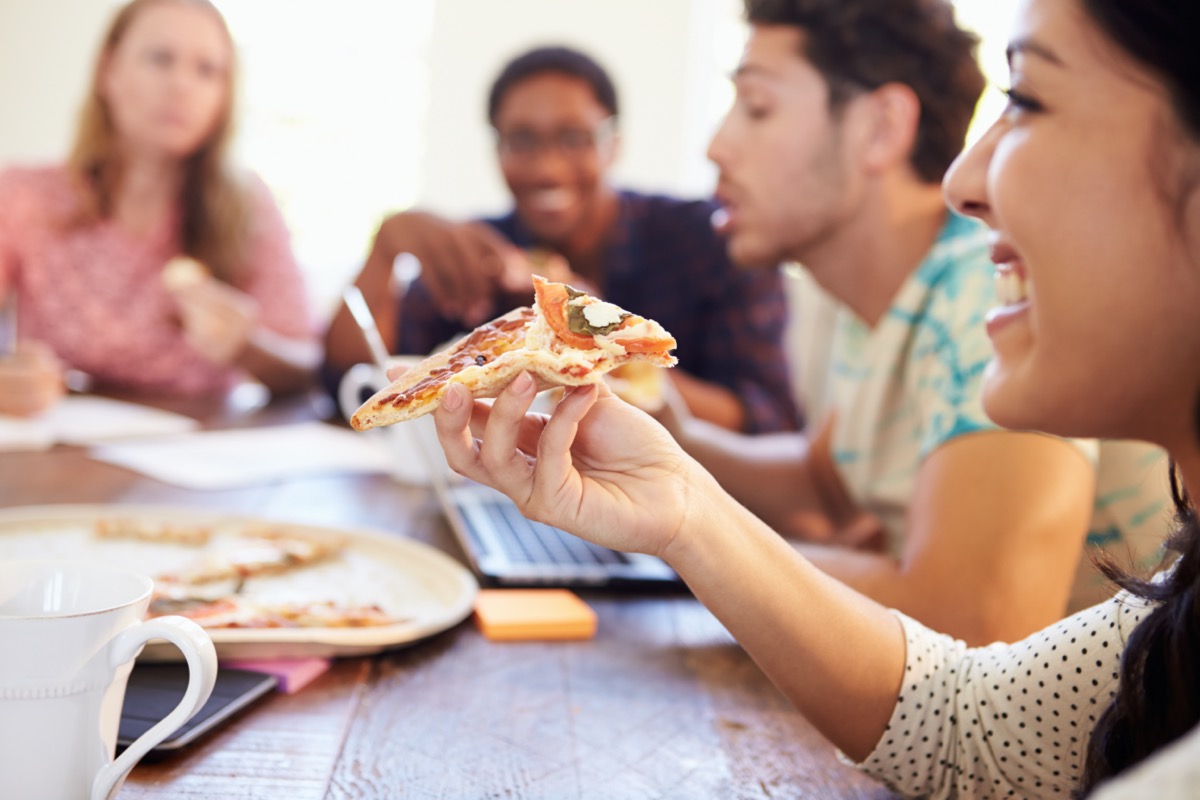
[0,0,317,416]
[433,0,1200,795]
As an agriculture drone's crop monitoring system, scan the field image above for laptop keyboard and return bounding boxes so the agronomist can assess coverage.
[482,498,631,567]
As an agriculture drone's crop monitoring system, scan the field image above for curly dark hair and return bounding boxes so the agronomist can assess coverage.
[743,0,985,184]
[486,46,618,126]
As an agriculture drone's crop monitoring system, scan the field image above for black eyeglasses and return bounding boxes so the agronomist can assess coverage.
[495,117,616,161]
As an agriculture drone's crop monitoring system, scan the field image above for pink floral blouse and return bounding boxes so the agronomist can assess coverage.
[0,165,313,395]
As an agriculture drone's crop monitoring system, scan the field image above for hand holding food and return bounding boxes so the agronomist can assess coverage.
[163,257,261,365]
[432,369,709,559]
[499,247,600,299]
[0,340,65,416]
[378,213,521,325]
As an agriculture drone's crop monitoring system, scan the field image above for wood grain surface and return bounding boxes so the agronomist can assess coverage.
[0,390,896,799]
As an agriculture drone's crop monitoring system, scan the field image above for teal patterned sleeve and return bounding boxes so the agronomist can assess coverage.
[907,229,1100,467]
[906,236,1002,460]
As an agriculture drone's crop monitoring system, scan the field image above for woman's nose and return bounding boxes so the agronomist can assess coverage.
[943,122,998,221]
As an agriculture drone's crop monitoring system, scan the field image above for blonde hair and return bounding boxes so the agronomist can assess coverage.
[68,0,252,285]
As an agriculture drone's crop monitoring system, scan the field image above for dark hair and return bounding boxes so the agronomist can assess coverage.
[1081,1,1200,140]
[1080,477,1200,795]
[743,0,985,184]
[1074,3,1200,794]
[486,46,618,126]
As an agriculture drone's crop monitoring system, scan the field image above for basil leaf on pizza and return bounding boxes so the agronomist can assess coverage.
[350,276,677,430]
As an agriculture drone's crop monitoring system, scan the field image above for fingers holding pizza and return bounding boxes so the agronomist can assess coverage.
[349,277,677,431]
[435,373,699,558]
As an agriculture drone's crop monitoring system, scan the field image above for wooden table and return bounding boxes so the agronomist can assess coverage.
[0,391,895,799]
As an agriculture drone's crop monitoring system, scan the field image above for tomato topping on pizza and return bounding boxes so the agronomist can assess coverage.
[350,276,677,430]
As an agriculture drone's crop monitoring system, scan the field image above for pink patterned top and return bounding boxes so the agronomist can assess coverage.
[0,165,313,395]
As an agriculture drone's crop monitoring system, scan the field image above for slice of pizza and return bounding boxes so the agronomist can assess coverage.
[147,594,402,629]
[95,517,212,546]
[350,276,677,430]
[155,530,344,586]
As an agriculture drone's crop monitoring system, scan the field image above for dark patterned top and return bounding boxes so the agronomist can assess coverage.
[396,190,800,432]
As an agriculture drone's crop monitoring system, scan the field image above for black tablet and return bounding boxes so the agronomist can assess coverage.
[117,662,278,752]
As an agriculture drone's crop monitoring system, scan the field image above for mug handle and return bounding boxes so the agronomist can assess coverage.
[338,362,387,423]
[91,616,218,800]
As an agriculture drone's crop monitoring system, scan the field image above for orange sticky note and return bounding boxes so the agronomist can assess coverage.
[473,589,597,641]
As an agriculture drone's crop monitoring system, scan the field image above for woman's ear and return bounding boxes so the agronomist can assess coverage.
[855,82,921,174]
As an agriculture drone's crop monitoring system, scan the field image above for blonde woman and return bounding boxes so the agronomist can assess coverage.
[0,0,317,416]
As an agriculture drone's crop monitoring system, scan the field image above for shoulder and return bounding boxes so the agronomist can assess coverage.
[0,163,81,227]
[0,163,74,201]
[237,170,282,211]
[234,171,293,240]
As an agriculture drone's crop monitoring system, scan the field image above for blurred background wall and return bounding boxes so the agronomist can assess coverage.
[0,0,1010,318]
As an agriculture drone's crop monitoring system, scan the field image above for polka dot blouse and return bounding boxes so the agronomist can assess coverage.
[850,593,1154,798]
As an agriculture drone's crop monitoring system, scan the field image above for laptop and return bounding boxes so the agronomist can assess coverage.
[403,414,684,590]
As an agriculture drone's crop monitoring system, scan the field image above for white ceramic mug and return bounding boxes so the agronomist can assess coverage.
[0,560,217,800]
[337,360,392,428]
[338,357,565,487]
[339,359,445,485]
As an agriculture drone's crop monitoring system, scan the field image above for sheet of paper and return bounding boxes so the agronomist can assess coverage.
[90,421,394,490]
[0,395,199,452]
[0,416,55,452]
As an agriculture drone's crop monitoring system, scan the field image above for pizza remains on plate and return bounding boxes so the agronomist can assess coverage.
[149,591,397,629]
[153,528,344,586]
[350,276,678,430]
[95,517,213,546]
[91,521,403,629]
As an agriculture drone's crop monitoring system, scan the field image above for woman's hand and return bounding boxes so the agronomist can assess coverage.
[167,275,260,365]
[0,341,65,416]
[433,373,699,557]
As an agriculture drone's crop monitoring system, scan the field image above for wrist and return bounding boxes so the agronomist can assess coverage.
[657,461,731,570]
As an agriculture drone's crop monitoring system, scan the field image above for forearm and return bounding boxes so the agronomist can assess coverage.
[665,475,905,760]
[236,327,320,395]
[669,370,746,431]
[674,419,824,533]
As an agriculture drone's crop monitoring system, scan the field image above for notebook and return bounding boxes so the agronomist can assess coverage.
[402,414,684,590]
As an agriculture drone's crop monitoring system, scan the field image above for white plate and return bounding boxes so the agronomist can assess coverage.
[0,504,478,660]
